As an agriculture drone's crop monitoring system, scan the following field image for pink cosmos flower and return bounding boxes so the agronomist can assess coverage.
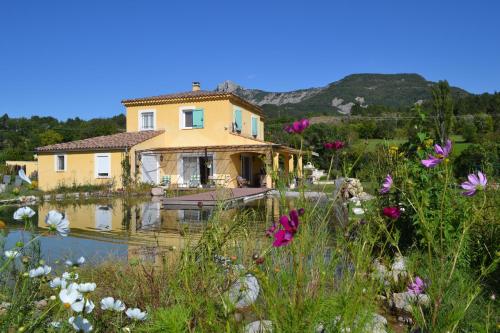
[324,140,345,150]
[284,125,294,134]
[379,174,393,194]
[382,207,401,220]
[266,223,277,237]
[461,171,487,196]
[285,119,310,134]
[408,276,425,295]
[272,209,301,247]
[421,139,452,168]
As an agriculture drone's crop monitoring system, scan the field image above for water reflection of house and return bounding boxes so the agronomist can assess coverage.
[35,82,301,191]
[36,196,282,264]
[36,200,206,263]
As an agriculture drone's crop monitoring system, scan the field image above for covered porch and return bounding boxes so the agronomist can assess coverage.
[134,144,302,189]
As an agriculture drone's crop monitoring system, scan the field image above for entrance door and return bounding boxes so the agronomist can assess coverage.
[141,154,159,184]
[241,156,252,184]
[199,156,213,185]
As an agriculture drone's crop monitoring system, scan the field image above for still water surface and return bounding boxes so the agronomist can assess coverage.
[1,197,282,264]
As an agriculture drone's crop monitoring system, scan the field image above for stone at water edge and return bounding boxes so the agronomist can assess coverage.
[391,292,430,312]
[391,255,407,282]
[229,274,260,309]
[244,320,272,333]
[372,259,389,284]
[367,313,388,333]
[151,187,165,196]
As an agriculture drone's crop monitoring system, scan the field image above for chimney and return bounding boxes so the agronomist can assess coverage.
[192,82,201,91]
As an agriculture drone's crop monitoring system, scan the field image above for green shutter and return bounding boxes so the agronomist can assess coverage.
[252,117,258,136]
[193,109,204,128]
[234,110,242,131]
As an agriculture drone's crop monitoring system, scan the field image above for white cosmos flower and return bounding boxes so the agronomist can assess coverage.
[4,250,21,259]
[13,206,36,221]
[45,210,70,237]
[49,277,67,289]
[66,256,85,267]
[68,316,93,332]
[62,271,79,280]
[125,308,147,320]
[77,283,96,293]
[49,321,61,328]
[72,298,95,313]
[352,207,365,215]
[29,265,52,278]
[59,287,82,309]
[101,297,126,311]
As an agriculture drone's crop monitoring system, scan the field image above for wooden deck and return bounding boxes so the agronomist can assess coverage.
[163,187,269,208]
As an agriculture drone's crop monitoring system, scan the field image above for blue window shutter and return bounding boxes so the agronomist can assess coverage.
[234,110,242,131]
[193,109,204,128]
[252,117,258,136]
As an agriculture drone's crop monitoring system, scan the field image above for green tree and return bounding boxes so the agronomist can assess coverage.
[432,80,454,144]
[39,130,64,146]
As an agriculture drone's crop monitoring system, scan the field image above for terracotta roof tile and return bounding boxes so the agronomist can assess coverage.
[121,90,264,116]
[121,90,231,104]
[36,130,164,152]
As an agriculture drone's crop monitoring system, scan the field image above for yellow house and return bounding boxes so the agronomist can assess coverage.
[36,82,301,191]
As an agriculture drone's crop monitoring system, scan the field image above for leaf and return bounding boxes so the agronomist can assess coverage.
[417,132,427,143]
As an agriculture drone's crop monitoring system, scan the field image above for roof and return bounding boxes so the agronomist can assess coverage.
[36,130,164,153]
[121,90,264,117]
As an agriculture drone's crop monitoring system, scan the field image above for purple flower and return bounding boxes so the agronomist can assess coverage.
[379,174,393,194]
[461,171,487,196]
[421,139,452,168]
[285,119,310,134]
[284,125,294,134]
[408,276,425,295]
[272,209,300,247]
[324,140,345,151]
[266,223,277,237]
[298,208,305,216]
[382,207,401,220]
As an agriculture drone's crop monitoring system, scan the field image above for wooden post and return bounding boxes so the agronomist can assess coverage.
[297,155,303,178]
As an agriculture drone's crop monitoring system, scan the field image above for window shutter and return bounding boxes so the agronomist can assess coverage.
[96,155,110,177]
[234,110,242,131]
[252,117,258,136]
[193,109,204,128]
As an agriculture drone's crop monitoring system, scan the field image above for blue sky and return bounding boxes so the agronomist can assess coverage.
[1,0,499,120]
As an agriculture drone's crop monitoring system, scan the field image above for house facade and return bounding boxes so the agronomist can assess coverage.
[36,83,301,191]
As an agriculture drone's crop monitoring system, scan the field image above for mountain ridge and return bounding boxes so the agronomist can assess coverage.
[215,73,470,117]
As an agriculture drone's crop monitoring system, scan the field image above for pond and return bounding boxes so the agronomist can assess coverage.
[0,196,284,265]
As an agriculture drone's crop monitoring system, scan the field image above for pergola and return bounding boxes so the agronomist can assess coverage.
[134,143,303,188]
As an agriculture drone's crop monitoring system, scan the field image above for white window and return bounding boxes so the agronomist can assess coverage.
[55,154,67,172]
[139,110,155,131]
[95,153,111,178]
[183,110,194,128]
[179,106,204,129]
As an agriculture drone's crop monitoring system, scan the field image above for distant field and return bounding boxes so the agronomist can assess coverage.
[353,135,470,154]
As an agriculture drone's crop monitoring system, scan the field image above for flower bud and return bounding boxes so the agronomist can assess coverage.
[15,241,24,248]
[22,272,29,277]
[39,260,45,265]
[50,295,56,301]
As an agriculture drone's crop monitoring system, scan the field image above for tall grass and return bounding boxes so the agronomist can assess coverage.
[0,138,498,332]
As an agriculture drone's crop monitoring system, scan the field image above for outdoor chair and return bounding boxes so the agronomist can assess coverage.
[161,175,171,187]
[3,175,11,185]
[236,176,248,188]
[189,175,200,188]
